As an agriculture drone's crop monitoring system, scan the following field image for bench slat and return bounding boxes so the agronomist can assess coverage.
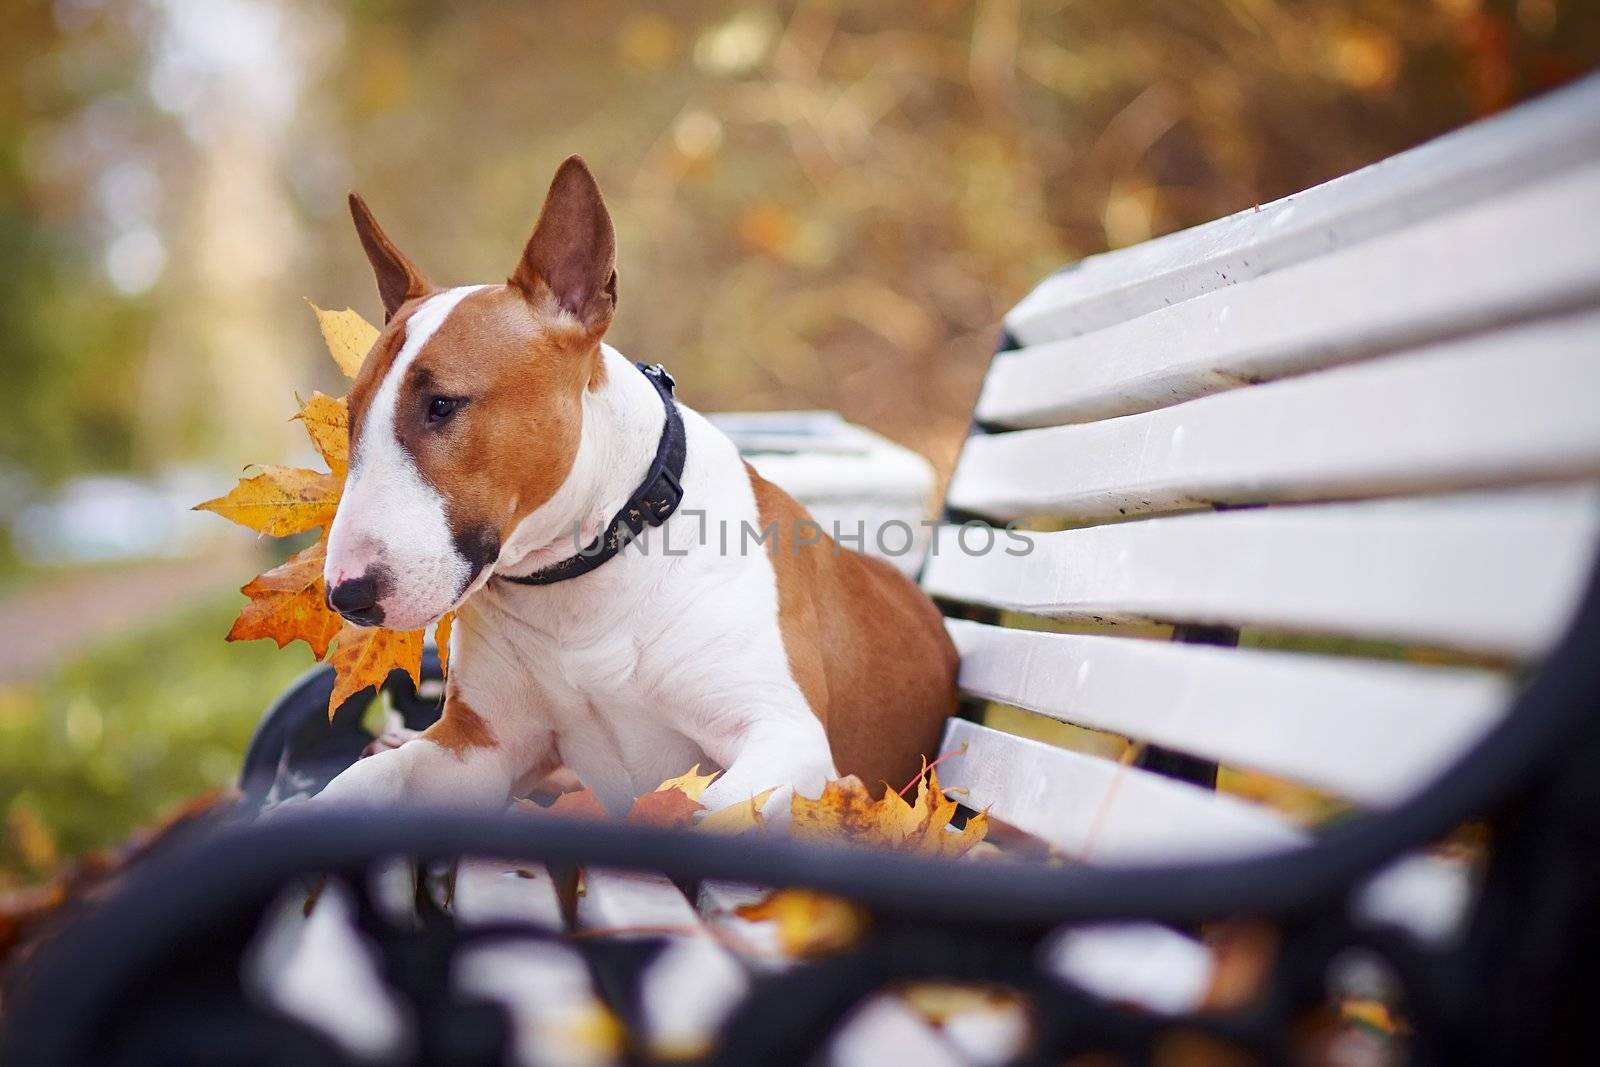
[938,718,1306,864]
[455,942,621,1067]
[951,311,1600,523]
[575,869,750,1060]
[947,619,1509,807]
[448,862,626,1067]
[981,163,1600,429]
[452,859,566,929]
[828,998,968,1067]
[1005,74,1600,345]
[249,886,410,1061]
[924,487,1599,658]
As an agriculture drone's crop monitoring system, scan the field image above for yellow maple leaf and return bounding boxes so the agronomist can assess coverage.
[735,889,868,958]
[653,764,719,801]
[308,301,379,378]
[193,465,342,537]
[227,537,343,659]
[326,624,424,718]
[200,302,443,719]
[789,762,988,858]
[295,391,350,477]
[698,787,778,835]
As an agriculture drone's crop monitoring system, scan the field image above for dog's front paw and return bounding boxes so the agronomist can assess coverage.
[699,781,793,831]
[361,726,422,759]
[310,745,415,809]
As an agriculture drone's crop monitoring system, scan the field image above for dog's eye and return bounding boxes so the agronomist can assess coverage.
[425,396,459,424]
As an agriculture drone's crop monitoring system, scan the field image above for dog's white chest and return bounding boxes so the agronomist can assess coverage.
[520,630,710,812]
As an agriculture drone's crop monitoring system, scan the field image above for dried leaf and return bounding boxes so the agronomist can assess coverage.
[735,889,868,957]
[900,982,1026,1025]
[626,787,704,829]
[434,611,455,674]
[7,803,59,875]
[698,787,777,835]
[653,764,718,802]
[295,391,350,477]
[227,538,343,659]
[525,789,609,820]
[789,762,988,858]
[197,301,440,722]
[326,624,424,718]
[193,465,341,537]
[309,301,379,378]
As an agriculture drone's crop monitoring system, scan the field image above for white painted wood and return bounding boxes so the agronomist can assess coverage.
[245,884,411,1061]
[368,857,421,928]
[953,311,1600,523]
[452,859,566,929]
[1005,74,1600,344]
[938,719,1306,864]
[828,997,967,1067]
[934,997,1031,1066]
[454,941,621,1067]
[576,868,749,1059]
[982,164,1600,429]
[1355,853,1476,947]
[946,619,1510,806]
[696,882,973,1058]
[925,487,1600,659]
[1045,923,1215,1014]
[928,486,1600,659]
[697,880,791,969]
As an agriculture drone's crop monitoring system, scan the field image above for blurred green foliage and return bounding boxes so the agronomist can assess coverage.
[0,596,308,885]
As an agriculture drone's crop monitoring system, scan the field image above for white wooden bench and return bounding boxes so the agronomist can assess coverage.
[8,73,1600,1067]
[926,64,1600,870]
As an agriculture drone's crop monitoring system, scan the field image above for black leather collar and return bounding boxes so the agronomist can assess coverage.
[496,362,685,587]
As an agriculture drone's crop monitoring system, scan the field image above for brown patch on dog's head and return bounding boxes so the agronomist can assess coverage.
[326,158,621,626]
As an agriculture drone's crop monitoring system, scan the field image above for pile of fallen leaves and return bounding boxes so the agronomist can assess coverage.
[195,305,453,716]
[523,760,989,958]
[523,760,988,859]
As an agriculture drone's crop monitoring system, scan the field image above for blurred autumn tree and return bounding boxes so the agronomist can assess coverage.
[4,0,1598,488]
[0,2,159,484]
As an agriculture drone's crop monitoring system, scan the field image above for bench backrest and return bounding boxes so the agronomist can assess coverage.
[924,74,1600,867]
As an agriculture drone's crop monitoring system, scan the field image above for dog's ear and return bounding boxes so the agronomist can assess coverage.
[348,192,430,322]
[510,156,617,333]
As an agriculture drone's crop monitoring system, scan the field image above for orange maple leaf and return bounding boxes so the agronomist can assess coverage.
[545,789,609,819]
[326,624,424,716]
[226,537,343,659]
[625,788,704,829]
[434,610,454,675]
[200,303,457,719]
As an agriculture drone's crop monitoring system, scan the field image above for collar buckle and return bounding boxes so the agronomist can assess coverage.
[641,362,676,393]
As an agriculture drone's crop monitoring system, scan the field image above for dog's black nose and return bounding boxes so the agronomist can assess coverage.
[328,575,383,624]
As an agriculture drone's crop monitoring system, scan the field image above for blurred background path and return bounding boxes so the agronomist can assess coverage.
[0,543,256,684]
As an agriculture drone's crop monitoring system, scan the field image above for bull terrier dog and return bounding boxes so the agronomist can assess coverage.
[315,156,957,817]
